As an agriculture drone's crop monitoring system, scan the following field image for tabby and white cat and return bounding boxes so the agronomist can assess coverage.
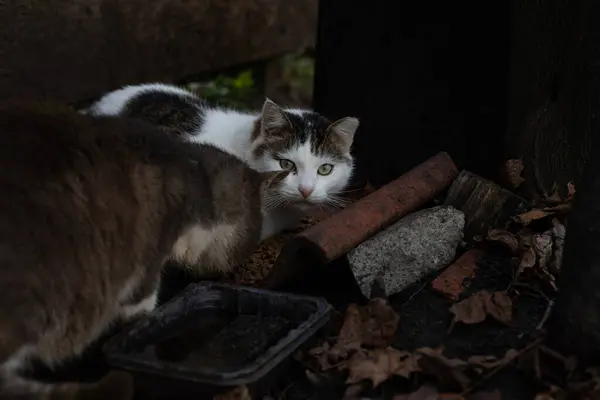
[86,83,360,240]
[0,101,284,398]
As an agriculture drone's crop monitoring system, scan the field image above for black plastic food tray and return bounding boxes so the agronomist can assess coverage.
[103,282,331,395]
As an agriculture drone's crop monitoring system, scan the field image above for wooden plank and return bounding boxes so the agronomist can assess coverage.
[0,0,317,103]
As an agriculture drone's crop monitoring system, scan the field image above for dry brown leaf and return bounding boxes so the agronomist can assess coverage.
[393,384,440,400]
[329,298,399,360]
[340,347,523,393]
[533,232,553,269]
[504,158,525,189]
[451,291,513,325]
[517,228,534,248]
[394,350,422,378]
[543,203,571,213]
[361,297,401,347]
[515,209,554,226]
[413,347,471,389]
[328,304,362,360]
[309,342,335,370]
[313,298,400,370]
[567,181,576,200]
[344,347,420,387]
[487,229,520,254]
[519,247,537,273]
[415,347,468,369]
[416,347,522,391]
[468,349,520,369]
[484,291,513,324]
[450,293,487,324]
[213,385,251,400]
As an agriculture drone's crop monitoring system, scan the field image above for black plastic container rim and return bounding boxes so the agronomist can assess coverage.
[103,282,333,387]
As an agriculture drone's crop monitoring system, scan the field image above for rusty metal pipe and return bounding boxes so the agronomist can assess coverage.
[260,151,459,290]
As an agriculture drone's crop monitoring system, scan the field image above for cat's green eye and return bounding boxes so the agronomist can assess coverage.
[317,164,334,176]
[279,159,296,171]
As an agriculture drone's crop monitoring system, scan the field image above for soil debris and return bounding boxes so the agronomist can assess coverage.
[226,216,321,286]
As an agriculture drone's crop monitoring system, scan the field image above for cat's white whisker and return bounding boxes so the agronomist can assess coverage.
[334,188,364,195]
[324,195,352,209]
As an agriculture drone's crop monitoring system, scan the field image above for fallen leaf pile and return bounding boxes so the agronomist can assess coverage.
[513,343,600,399]
[537,366,600,399]
[310,297,400,367]
[486,181,573,292]
[306,298,524,398]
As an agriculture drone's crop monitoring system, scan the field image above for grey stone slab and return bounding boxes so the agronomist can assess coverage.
[347,205,465,298]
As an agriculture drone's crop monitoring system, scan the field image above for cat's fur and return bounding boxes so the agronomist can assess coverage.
[86,83,360,240]
[0,101,286,398]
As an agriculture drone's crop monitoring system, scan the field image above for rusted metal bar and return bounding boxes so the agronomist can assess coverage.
[260,151,459,290]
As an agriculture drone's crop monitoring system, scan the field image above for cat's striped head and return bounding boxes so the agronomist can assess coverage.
[249,98,359,211]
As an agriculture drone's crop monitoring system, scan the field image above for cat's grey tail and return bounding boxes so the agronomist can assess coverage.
[1,370,134,400]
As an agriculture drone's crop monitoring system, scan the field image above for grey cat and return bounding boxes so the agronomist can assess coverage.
[0,101,287,399]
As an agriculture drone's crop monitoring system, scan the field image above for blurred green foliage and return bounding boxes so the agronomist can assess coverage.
[186,53,314,110]
[196,70,258,110]
[282,53,314,100]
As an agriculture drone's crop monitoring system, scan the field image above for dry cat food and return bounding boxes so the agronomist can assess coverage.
[226,216,321,286]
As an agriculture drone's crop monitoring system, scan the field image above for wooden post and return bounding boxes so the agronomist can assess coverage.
[548,140,600,365]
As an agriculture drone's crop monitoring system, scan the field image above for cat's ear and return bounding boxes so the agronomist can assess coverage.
[261,98,292,138]
[259,170,290,194]
[326,117,360,153]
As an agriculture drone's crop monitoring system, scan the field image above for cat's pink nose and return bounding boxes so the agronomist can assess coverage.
[298,186,314,198]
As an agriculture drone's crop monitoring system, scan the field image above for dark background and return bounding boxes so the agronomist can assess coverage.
[314,0,600,200]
